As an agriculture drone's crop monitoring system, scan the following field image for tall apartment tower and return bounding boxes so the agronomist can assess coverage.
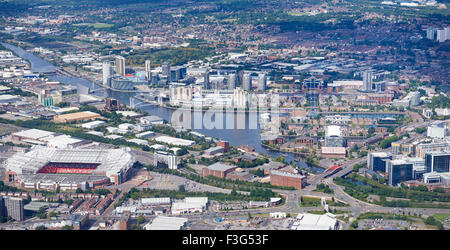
[258,73,267,91]
[5,197,24,221]
[0,196,5,218]
[242,73,251,91]
[228,73,237,90]
[115,56,126,76]
[162,61,170,76]
[426,27,436,40]
[204,70,210,89]
[363,70,373,91]
[102,61,112,87]
[437,29,446,42]
[145,60,152,82]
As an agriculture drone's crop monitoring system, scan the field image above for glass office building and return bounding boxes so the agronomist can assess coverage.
[387,160,414,186]
[425,152,450,173]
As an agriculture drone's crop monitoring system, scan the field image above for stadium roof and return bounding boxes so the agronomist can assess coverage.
[4,146,134,177]
[18,174,109,185]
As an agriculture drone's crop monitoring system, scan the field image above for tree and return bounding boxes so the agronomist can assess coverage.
[61,225,73,230]
[178,185,186,192]
[137,215,146,225]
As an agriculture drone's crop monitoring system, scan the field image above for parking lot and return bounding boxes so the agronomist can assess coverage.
[143,171,232,194]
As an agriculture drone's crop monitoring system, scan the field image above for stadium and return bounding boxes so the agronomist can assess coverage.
[3,146,135,191]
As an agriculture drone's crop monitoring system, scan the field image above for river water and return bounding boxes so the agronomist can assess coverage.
[3,42,325,173]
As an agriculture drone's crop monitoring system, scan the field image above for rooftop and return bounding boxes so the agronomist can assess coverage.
[144,216,188,230]
[205,162,236,172]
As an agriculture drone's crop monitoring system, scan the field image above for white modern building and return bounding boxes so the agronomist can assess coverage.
[427,121,448,139]
[171,197,208,215]
[144,216,188,230]
[291,213,338,230]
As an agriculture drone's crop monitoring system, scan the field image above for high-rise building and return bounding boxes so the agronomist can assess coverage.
[426,27,436,40]
[228,73,237,90]
[242,73,251,91]
[204,70,210,89]
[115,56,126,76]
[437,29,446,42]
[387,159,414,186]
[154,151,177,169]
[102,61,112,87]
[425,152,450,173]
[362,70,373,91]
[233,87,248,109]
[105,98,120,112]
[258,73,266,91]
[445,27,450,40]
[162,61,170,78]
[0,196,5,218]
[367,152,392,172]
[4,197,24,221]
[145,60,151,82]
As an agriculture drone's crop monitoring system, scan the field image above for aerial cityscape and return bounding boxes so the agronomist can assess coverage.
[0,0,449,234]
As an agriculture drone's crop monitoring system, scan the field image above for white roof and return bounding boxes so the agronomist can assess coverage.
[321,147,346,154]
[4,146,134,178]
[46,135,84,148]
[326,125,342,137]
[141,197,171,205]
[127,138,149,146]
[144,216,188,230]
[117,110,142,117]
[81,120,106,128]
[294,213,337,230]
[155,136,195,146]
[12,129,55,140]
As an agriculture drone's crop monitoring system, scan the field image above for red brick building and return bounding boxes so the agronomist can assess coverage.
[270,170,306,190]
[217,141,230,153]
[202,162,237,178]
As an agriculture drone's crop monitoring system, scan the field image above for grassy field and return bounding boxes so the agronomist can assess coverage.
[299,197,349,207]
[73,23,114,28]
[432,214,450,223]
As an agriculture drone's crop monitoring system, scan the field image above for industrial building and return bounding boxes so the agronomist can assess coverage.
[11,129,56,145]
[154,136,195,146]
[321,147,346,158]
[270,170,306,190]
[291,213,338,230]
[202,162,237,178]
[81,120,106,130]
[144,216,188,230]
[140,115,165,125]
[171,197,208,215]
[3,146,135,186]
[53,111,102,123]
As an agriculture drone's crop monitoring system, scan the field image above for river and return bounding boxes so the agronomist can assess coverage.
[2,42,324,173]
